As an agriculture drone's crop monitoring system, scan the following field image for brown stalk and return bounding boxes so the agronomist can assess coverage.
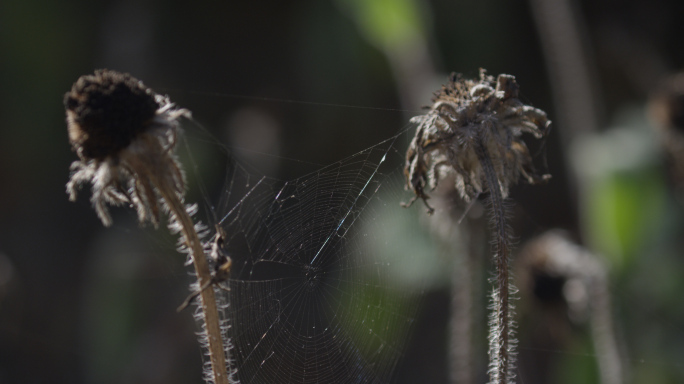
[476,141,513,384]
[155,178,230,384]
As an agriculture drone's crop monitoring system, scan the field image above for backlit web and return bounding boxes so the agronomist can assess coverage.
[184,124,426,384]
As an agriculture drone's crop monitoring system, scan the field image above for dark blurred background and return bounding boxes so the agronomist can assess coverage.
[1,0,684,383]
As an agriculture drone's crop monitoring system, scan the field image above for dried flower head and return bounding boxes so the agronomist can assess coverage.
[404,70,551,213]
[65,69,191,226]
[650,71,684,134]
[64,70,234,383]
[516,231,623,384]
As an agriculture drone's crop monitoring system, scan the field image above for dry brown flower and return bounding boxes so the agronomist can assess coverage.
[404,69,551,213]
[64,70,233,384]
[404,70,551,384]
[65,69,190,227]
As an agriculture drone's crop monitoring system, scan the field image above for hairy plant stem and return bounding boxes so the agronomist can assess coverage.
[475,140,514,384]
[155,176,230,384]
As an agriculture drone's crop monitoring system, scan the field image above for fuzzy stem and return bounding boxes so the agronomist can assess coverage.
[476,141,514,384]
[156,181,230,384]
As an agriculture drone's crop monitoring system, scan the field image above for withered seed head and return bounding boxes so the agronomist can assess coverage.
[649,72,684,198]
[650,72,684,133]
[65,69,191,227]
[65,69,159,160]
[404,70,551,212]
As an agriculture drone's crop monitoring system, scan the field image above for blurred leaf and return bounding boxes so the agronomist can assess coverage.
[336,0,426,53]
[572,107,668,270]
[586,169,666,269]
[557,334,599,384]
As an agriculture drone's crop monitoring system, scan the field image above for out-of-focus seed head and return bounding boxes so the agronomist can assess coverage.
[65,69,191,227]
[649,72,684,198]
[404,70,551,212]
[650,72,684,134]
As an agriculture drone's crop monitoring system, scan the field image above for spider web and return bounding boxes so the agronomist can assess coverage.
[183,124,429,384]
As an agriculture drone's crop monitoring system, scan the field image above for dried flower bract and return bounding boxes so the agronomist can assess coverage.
[65,69,191,226]
[404,69,551,213]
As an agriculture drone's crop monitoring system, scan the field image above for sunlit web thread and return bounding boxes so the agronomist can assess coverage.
[310,151,387,265]
[158,88,423,114]
[181,119,423,384]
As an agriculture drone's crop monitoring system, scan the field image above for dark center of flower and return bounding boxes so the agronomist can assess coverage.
[64,69,159,160]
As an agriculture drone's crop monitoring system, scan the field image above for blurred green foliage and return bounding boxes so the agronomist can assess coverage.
[336,0,426,51]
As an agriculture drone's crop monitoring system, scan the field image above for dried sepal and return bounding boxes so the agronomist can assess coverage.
[404,70,551,212]
[64,69,191,227]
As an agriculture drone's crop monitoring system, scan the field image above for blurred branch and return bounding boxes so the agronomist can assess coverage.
[529,0,602,139]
